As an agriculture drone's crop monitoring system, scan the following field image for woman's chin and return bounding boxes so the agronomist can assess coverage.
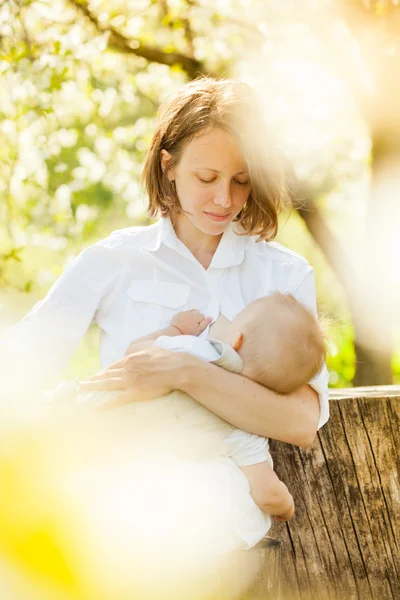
[198,214,233,236]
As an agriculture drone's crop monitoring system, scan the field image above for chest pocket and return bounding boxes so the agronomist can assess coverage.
[125,280,191,334]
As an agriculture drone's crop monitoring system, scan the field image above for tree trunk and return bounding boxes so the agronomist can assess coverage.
[353,343,393,386]
[216,537,282,600]
[269,386,400,600]
[295,191,394,386]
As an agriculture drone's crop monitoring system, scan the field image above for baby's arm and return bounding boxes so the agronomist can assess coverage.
[240,461,295,521]
[125,310,212,356]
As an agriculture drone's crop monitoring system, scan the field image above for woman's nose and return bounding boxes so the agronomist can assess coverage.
[213,184,232,208]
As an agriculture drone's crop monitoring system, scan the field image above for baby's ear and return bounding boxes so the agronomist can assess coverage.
[231,332,243,351]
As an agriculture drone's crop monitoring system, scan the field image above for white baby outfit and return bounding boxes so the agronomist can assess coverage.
[153,334,272,469]
[75,334,272,550]
[154,335,274,549]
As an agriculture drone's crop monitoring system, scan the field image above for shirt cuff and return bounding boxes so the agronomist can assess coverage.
[308,362,330,430]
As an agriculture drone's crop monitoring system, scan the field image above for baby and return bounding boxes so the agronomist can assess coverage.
[74,292,326,525]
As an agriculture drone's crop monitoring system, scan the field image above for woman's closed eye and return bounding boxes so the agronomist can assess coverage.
[198,177,249,186]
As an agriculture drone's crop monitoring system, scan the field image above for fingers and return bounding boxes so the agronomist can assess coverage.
[84,367,124,382]
[188,309,211,321]
[124,344,135,356]
[173,308,213,336]
[197,315,213,333]
[94,391,133,411]
[79,377,126,391]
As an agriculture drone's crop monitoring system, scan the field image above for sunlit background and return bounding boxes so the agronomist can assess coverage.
[1,0,400,598]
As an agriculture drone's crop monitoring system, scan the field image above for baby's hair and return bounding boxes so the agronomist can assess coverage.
[234,293,326,394]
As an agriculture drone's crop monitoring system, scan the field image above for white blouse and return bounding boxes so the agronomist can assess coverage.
[6,216,329,428]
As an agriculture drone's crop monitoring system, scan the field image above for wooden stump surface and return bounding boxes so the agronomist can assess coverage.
[268,386,400,600]
[217,537,281,600]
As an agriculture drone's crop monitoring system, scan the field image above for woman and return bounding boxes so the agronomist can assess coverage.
[3,77,330,598]
[7,76,329,446]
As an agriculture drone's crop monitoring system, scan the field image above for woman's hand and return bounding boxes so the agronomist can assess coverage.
[79,346,188,409]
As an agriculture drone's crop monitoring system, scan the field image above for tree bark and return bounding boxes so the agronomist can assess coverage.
[294,189,394,386]
[269,386,400,600]
[217,537,282,600]
[352,344,393,386]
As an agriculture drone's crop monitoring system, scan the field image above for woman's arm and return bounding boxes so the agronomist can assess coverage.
[176,352,320,448]
[3,242,119,401]
[80,346,320,447]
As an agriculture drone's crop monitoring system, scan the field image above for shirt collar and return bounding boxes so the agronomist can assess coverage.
[143,216,246,269]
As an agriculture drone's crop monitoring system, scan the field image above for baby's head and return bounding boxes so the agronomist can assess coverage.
[222,293,325,394]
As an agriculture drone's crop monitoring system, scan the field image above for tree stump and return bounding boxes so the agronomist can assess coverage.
[216,536,282,599]
[269,385,400,600]
[141,536,282,600]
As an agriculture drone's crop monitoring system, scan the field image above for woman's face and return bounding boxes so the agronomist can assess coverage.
[161,127,251,237]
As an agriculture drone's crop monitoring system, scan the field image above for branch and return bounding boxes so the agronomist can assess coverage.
[69,0,208,79]
[181,0,196,58]
[16,0,34,62]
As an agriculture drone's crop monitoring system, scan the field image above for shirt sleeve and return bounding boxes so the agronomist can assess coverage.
[2,242,120,402]
[154,335,221,362]
[291,267,330,430]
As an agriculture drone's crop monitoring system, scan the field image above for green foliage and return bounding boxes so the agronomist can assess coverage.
[325,324,356,388]
[393,344,400,384]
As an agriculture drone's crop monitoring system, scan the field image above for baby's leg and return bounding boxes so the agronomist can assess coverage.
[240,461,294,521]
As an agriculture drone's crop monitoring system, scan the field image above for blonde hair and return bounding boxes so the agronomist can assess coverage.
[141,76,291,241]
[233,293,326,394]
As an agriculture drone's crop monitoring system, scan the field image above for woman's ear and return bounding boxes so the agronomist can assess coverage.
[231,332,243,352]
[160,149,172,174]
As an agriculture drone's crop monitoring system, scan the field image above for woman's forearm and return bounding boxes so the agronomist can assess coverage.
[176,354,320,448]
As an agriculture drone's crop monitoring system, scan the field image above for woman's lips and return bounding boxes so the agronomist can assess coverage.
[204,211,232,222]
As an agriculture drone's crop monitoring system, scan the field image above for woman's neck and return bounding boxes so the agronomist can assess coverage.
[172,214,222,267]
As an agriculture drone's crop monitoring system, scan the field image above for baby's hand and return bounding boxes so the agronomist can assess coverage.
[171,309,213,336]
